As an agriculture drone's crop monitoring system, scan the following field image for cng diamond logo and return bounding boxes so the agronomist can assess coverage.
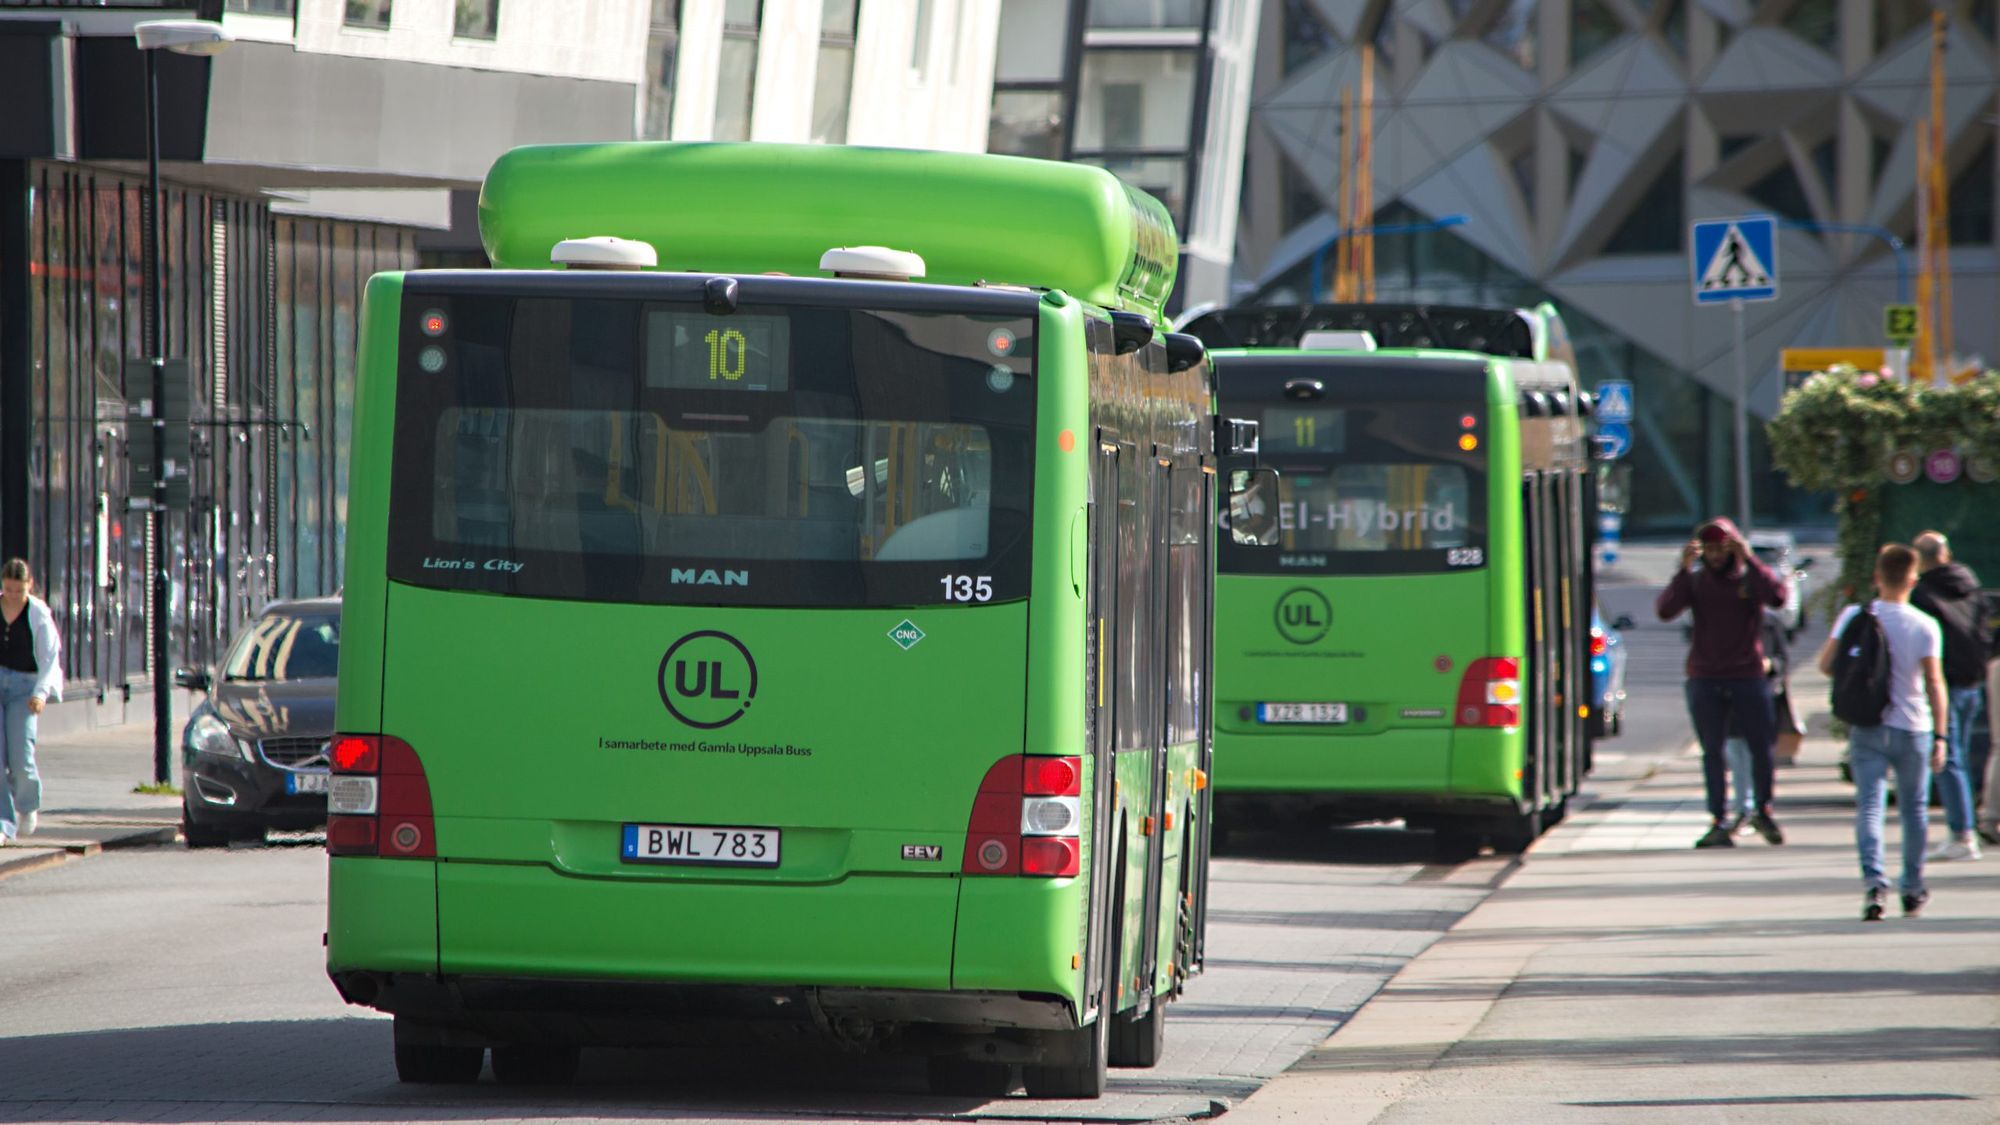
[888,620,926,650]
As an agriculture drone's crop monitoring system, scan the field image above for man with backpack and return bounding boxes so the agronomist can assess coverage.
[1909,531,1991,861]
[1657,517,1791,848]
[1818,544,1949,921]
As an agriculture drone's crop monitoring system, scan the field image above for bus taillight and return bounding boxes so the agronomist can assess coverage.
[1455,658,1522,728]
[962,755,1083,878]
[327,734,436,859]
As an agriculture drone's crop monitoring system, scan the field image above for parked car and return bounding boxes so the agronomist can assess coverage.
[1588,605,1628,739]
[176,597,340,846]
[1747,529,1816,637]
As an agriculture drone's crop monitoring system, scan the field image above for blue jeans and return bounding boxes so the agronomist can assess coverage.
[1724,737,1757,817]
[0,667,42,839]
[1686,677,1776,822]
[1851,724,1930,894]
[1938,686,1984,836]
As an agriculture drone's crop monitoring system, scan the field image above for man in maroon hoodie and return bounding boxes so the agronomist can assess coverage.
[1657,517,1792,848]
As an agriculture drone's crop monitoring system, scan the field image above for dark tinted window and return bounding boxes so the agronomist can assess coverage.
[223,611,341,682]
[390,293,1036,607]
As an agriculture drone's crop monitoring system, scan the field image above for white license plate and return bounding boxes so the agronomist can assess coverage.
[1256,702,1349,724]
[622,823,781,867]
[285,772,330,795]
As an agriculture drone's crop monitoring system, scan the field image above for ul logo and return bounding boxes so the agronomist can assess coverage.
[658,630,758,729]
[1274,588,1332,646]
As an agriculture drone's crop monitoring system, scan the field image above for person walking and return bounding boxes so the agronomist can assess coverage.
[0,558,63,845]
[1657,517,1791,848]
[1909,531,1991,861]
[1818,544,1948,921]
[1723,609,1792,835]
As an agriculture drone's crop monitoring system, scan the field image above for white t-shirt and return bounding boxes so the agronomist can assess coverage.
[1828,600,1943,732]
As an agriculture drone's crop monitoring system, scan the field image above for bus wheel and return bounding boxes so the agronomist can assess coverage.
[393,1041,485,1084]
[1109,998,1165,1068]
[926,1056,1015,1098]
[1489,811,1541,855]
[490,1043,581,1086]
[1022,1005,1109,1098]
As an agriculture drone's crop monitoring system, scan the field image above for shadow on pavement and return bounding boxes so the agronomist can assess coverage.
[1290,1025,2000,1074]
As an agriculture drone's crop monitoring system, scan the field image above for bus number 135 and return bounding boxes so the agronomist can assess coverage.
[940,575,994,602]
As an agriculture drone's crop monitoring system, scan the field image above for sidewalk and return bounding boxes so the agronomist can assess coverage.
[0,709,187,880]
[1229,732,2000,1124]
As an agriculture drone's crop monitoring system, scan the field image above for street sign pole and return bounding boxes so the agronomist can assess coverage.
[1732,297,1752,535]
[143,48,172,786]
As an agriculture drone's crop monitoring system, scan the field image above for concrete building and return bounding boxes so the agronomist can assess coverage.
[1237,0,2000,532]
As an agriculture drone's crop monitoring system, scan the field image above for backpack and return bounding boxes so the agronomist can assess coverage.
[1829,606,1891,728]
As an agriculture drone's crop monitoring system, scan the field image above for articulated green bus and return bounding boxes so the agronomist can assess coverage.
[325,143,1239,1098]
[1188,304,1591,856]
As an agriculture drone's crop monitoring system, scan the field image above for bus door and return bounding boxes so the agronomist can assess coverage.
[1521,474,1547,813]
[1538,471,1562,812]
[1190,462,1214,968]
[1083,438,1121,1021]
[1136,449,1175,1002]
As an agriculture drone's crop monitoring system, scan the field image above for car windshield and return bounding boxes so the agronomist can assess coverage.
[222,611,341,682]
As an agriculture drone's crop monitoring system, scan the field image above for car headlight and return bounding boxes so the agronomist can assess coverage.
[187,714,249,760]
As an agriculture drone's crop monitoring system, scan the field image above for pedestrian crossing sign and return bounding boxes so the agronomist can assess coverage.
[1691,216,1778,304]
[1594,381,1633,424]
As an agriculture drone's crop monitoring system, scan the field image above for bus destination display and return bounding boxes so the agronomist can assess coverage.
[647,310,791,392]
[1262,406,1345,454]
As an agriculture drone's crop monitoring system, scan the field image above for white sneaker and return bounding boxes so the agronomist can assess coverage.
[18,810,34,837]
[1936,836,1982,861]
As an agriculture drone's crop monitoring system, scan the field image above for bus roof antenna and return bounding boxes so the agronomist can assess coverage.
[552,236,657,270]
[820,246,926,281]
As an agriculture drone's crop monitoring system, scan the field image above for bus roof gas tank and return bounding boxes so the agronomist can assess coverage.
[477,142,1179,322]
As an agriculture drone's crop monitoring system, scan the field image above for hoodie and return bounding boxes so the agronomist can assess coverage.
[1911,562,1994,686]
[1656,535,1790,679]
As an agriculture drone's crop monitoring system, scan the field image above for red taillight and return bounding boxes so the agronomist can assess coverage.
[963,754,1082,878]
[1456,658,1523,728]
[1590,633,1608,656]
[332,735,378,774]
[327,734,435,859]
[1023,756,1081,797]
[1021,836,1080,877]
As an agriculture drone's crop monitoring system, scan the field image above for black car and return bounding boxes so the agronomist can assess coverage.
[176,597,340,846]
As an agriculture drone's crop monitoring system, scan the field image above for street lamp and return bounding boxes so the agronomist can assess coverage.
[1309,214,1469,303]
[135,18,231,785]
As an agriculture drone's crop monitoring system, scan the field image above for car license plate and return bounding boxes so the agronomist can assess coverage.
[622,823,780,867]
[285,772,330,795]
[1256,702,1349,724]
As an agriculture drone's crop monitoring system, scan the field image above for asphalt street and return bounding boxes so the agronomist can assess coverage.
[0,544,1707,1124]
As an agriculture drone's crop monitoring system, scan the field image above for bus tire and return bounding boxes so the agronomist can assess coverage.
[490,1043,581,1086]
[1022,1004,1109,1098]
[1489,810,1541,855]
[1109,999,1165,1068]
[393,1042,485,1084]
[926,1056,1015,1098]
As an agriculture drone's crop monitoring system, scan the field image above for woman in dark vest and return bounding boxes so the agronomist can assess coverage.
[0,558,64,843]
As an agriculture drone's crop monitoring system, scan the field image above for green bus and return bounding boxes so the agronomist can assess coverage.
[323,143,1241,1098]
[1187,304,1592,856]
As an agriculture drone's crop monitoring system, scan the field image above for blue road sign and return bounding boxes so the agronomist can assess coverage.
[1692,215,1777,303]
[1596,421,1633,459]
[1595,381,1633,424]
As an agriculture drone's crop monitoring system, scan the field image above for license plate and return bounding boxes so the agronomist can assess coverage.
[622,823,781,867]
[1257,702,1349,724]
[285,772,330,795]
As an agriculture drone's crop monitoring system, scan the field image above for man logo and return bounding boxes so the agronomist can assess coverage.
[658,630,758,729]
[1274,588,1332,645]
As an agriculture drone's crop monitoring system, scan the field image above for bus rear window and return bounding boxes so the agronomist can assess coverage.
[1221,400,1486,576]
[389,292,1035,607]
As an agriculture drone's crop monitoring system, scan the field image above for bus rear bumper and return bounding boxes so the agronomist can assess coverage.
[329,971,1081,1059]
[1214,788,1522,826]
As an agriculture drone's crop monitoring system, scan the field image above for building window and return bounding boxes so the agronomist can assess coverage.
[344,0,392,29]
[811,0,858,143]
[643,0,683,139]
[990,89,1065,159]
[454,0,500,39]
[1075,49,1196,151]
[911,0,934,78]
[1086,0,1201,30]
[1602,154,1684,255]
[226,0,296,13]
[1077,155,1189,228]
[715,0,763,141]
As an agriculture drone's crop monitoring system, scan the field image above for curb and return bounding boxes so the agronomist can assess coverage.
[0,824,180,883]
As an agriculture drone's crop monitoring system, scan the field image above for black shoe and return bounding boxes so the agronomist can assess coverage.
[1901,891,1929,917]
[1863,888,1886,921]
[1750,812,1785,845]
[1695,823,1736,848]
[1726,813,1753,836]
